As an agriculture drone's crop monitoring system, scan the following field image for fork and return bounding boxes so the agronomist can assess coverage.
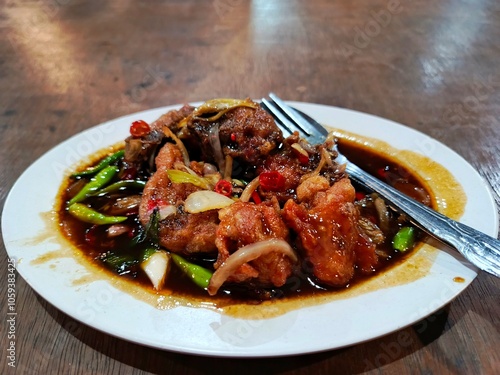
[261,93,500,278]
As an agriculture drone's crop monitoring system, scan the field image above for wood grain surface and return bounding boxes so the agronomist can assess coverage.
[1,0,499,374]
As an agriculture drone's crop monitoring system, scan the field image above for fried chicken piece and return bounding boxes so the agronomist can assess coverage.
[187,103,283,166]
[214,201,293,287]
[124,104,194,165]
[282,178,360,287]
[138,142,218,254]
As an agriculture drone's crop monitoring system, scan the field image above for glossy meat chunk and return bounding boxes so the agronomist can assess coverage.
[138,142,218,254]
[124,104,194,165]
[282,178,360,286]
[188,104,283,166]
[215,201,293,287]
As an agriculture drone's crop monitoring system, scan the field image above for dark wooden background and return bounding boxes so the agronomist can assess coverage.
[1,0,499,374]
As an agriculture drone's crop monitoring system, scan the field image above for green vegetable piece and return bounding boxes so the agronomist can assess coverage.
[68,203,127,225]
[68,166,119,205]
[392,226,416,252]
[171,253,213,290]
[166,169,212,190]
[89,179,146,197]
[192,98,258,121]
[146,209,160,246]
[71,150,124,178]
[142,247,159,262]
[101,253,138,274]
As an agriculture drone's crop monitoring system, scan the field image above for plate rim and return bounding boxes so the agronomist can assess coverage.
[2,101,498,357]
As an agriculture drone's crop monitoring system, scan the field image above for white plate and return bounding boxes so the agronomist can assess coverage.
[2,102,498,357]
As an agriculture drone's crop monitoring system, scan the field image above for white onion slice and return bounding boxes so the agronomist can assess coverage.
[184,190,235,213]
[141,251,171,290]
[106,224,130,237]
[163,126,190,166]
[291,142,309,158]
[207,239,298,296]
[208,124,225,173]
[239,176,260,203]
[158,204,177,220]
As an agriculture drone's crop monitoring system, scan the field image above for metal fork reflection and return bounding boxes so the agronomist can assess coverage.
[261,93,500,278]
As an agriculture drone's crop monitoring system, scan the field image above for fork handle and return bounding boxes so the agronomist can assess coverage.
[345,163,500,278]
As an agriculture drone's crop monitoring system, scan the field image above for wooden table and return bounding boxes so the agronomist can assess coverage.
[1,0,499,373]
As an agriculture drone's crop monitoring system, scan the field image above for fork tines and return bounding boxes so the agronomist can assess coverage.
[261,93,328,144]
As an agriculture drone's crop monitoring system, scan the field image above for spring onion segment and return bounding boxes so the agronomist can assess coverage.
[166,169,212,190]
[184,190,235,213]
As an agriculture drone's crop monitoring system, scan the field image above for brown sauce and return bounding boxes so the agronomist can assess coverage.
[54,133,437,307]
[30,128,467,318]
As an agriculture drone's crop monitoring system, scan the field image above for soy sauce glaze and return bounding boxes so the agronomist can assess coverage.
[58,139,432,304]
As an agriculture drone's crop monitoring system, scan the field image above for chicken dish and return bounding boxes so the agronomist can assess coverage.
[59,99,431,301]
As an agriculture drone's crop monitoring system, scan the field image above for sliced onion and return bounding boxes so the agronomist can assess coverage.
[300,154,326,182]
[322,148,334,167]
[291,142,309,158]
[223,155,233,180]
[299,139,316,154]
[163,126,190,166]
[107,224,130,237]
[208,124,225,173]
[108,195,142,215]
[373,195,390,233]
[191,98,258,121]
[239,176,260,202]
[184,190,235,213]
[208,239,298,296]
[125,138,143,160]
[158,204,177,220]
[203,163,218,175]
[141,251,171,290]
[148,144,159,172]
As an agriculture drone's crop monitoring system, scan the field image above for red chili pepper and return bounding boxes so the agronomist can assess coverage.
[230,133,237,142]
[130,120,151,137]
[214,180,233,197]
[147,198,167,212]
[259,171,285,191]
[84,225,99,246]
[251,191,262,204]
[355,192,366,201]
[297,153,309,165]
[292,148,309,165]
[377,167,388,180]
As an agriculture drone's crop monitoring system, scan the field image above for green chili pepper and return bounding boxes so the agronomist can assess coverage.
[71,150,124,178]
[68,166,119,205]
[392,226,416,252]
[68,203,127,225]
[171,253,213,290]
[89,179,146,197]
